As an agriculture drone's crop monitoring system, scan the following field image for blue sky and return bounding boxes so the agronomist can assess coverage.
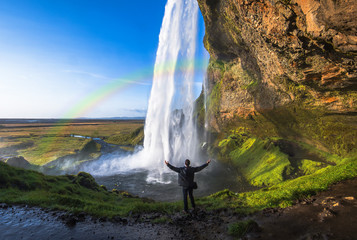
[0,0,207,118]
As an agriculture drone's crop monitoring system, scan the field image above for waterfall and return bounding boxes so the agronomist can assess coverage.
[140,0,199,171]
[81,0,201,181]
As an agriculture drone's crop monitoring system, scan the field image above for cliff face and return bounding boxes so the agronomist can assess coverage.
[197,0,357,156]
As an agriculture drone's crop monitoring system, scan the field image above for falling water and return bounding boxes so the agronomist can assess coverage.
[141,0,199,167]
[80,0,201,182]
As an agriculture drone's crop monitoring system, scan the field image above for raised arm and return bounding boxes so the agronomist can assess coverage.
[165,160,180,173]
[193,159,211,172]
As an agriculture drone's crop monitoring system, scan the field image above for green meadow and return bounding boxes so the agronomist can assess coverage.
[0,119,356,218]
[0,120,144,165]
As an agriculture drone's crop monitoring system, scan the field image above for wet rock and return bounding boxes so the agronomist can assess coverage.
[344,196,355,201]
[75,212,86,222]
[197,0,357,135]
[318,208,336,222]
[65,216,77,227]
[58,213,83,227]
[0,203,8,209]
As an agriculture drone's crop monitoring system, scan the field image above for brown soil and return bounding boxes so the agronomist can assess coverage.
[246,178,357,240]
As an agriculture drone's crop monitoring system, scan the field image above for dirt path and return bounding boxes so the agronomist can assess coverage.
[1,178,356,240]
[247,178,357,240]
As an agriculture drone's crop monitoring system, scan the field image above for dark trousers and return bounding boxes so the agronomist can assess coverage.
[182,187,195,211]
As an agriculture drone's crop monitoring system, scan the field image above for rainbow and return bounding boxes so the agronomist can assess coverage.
[41,59,209,161]
[63,59,208,119]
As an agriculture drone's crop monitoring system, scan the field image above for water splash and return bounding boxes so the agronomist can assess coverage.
[140,0,199,166]
[128,0,200,182]
[81,0,201,182]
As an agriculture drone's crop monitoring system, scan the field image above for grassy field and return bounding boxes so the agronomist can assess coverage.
[0,119,144,165]
[0,150,356,218]
[1,119,356,221]
[0,161,181,217]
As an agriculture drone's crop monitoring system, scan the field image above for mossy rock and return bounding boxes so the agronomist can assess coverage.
[298,159,326,175]
[74,172,99,191]
[5,156,31,169]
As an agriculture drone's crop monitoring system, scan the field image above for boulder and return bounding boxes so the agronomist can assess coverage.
[6,156,31,169]
[74,172,100,190]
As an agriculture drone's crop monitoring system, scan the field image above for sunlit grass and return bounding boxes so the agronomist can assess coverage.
[1,153,356,218]
[0,162,181,217]
[198,156,357,213]
[229,138,290,186]
[18,136,91,165]
[1,120,356,219]
[298,159,325,175]
[0,120,144,165]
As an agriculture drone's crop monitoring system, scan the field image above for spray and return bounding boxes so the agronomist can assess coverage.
[138,0,200,173]
[80,0,201,182]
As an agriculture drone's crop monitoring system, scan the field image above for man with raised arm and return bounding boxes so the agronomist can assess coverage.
[164,159,211,213]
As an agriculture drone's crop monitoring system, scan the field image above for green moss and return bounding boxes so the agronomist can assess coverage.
[208,59,226,74]
[275,76,310,100]
[217,128,249,159]
[225,102,356,157]
[194,91,206,127]
[199,155,357,213]
[299,159,325,175]
[228,138,291,186]
[208,79,222,118]
[228,219,257,238]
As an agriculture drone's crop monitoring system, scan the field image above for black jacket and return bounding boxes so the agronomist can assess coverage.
[167,162,208,188]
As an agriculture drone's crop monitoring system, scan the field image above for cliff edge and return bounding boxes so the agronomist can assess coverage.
[197,0,356,157]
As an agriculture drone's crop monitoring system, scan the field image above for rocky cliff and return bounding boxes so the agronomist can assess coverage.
[197,0,357,156]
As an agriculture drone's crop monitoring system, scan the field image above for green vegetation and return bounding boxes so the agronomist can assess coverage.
[0,102,355,238]
[228,219,257,239]
[215,128,349,187]
[213,103,357,157]
[18,137,94,165]
[195,58,356,218]
[198,155,357,213]
[151,216,172,224]
[0,137,356,233]
[228,138,291,186]
[208,81,222,118]
[106,126,144,146]
[0,162,180,218]
[298,159,325,175]
[194,90,206,127]
[0,120,144,165]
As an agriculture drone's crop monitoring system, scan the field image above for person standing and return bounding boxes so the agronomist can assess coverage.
[164,159,211,213]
